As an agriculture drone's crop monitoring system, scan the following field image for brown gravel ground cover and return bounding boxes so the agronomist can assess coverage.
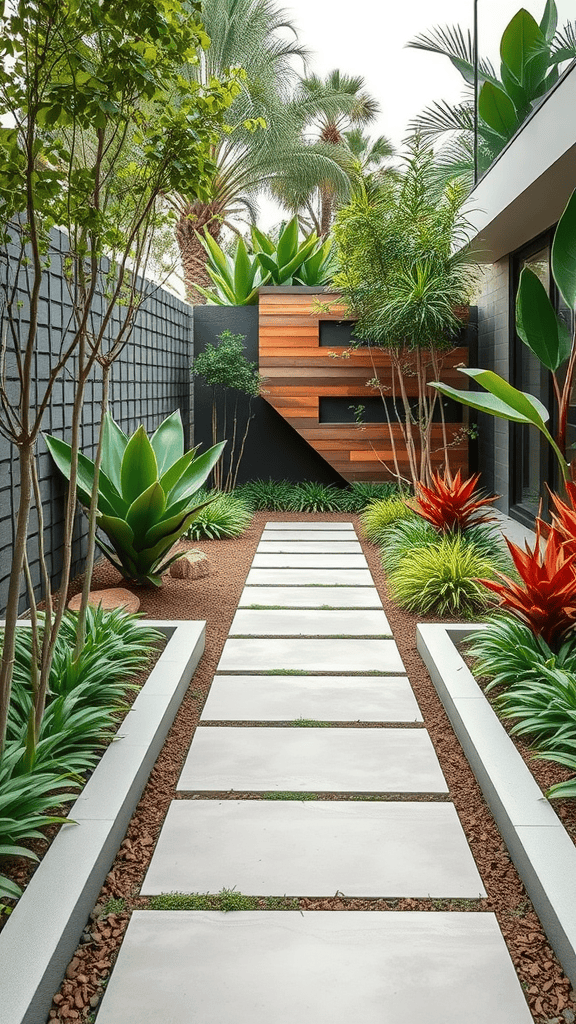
[5,510,576,1023]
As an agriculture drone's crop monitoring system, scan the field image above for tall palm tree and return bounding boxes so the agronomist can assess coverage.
[170,0,362,301]
[343,128,395,197]
[287,70,381,235]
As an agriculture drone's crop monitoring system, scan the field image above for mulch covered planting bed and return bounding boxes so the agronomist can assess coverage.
[36,511,575,1023]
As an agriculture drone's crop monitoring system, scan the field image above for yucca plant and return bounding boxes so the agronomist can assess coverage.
[340,481,401,512]
[360,498,415,544]
[409,468,498,532]
[235,478,295,511]
[186,491,253,540]
[388,535,496,617]
[479,523,576,647]
[288,481,345,513]
[46,411,224,586]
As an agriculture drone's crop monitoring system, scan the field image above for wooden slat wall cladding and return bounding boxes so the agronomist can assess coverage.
[259,290,469,483]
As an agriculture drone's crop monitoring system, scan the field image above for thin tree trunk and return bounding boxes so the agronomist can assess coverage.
[0,442,34,754]
[392,351,419,488]
[74,365,110,659]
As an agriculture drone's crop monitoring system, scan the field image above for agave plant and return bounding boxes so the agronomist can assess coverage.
[195,217,335,305]
[478,522,576,647]
[45,411,224,585]
[408,469,498,533]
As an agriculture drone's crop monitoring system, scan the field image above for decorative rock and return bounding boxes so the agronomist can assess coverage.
[169,550,210,580]
[68,589,140,614]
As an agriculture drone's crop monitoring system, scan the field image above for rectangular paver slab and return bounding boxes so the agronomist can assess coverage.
[141,800,485,898]
[253,553,368,568]
[257,541,363,553]
[96,911,533,1024]
[217,637,404,674]
[245,568,374,586]
[229,609,391,637]
[261,530,358,542]
[200,675,423,722]
[263,521,354,529]
[239,586,383,609]
[177,727,448,793]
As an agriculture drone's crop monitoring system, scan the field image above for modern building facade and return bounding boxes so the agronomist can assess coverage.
[466,61,576,527]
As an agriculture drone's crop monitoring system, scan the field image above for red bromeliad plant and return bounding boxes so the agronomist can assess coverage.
[479,520,576,647]
[408,469,498,533]
[550,482,576,555]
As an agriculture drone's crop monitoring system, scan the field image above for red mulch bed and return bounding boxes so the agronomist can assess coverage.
[5,511,576,1023]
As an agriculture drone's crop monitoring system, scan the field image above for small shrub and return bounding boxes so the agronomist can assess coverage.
[236,479,295,511]
[409,469,498,532]
[360,497,414,544]
[387,535,496,617]
[479,524,576,648]
[380,517,438,574]
[288,481,345,513]
[340,481,401,512]
[186,490,253,540]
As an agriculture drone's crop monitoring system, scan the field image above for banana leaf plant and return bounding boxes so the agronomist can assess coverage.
[45,411,224,585]
[431,188,576,483]
[196,217,335,305]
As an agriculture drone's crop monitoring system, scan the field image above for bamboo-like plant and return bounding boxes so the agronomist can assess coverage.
[432,189,576,483]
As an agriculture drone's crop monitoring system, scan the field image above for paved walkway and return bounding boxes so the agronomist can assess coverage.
[97,521,533,1023]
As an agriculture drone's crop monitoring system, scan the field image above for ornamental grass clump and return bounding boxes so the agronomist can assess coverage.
[388,535,496,617]
[287,481,344,513]
[236,479,295,511]
[340,481,401,512]
[360,497,415,545]
[186,491,253,540]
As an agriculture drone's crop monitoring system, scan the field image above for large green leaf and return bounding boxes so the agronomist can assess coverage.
[499,62,530,118]
[552,189,576,311]
[540,0,558,42]
[431,380,536,424]
[150,410,184,476]
[167,441,226,505]
[126,482,166,547]
[478,82,518,138]
[44,436,126,517]
[101,413,128,493]
[233,237,253,300]
[276,216,299,268]
[120,426,158,504]
[97,514,137,562]
[500,9,546,88]
[462,368,551,425]
[278,235,319,280]
[200,230,229,278]
[516,267,571,370]
[159,448,198,496]
[251,224,275,256]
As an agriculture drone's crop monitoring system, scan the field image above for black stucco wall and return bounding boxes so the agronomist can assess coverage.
[192,304,344,486]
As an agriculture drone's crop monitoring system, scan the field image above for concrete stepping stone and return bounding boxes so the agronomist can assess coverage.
[264,521,354,530]
[200,675,423,723]
[257,540,363,553]
[217,637,404,674]
[177,727,448,794]
[261,530,358,542]
[141,800,485,898]
[96,911,533,1024]
[246,568,374,586]
[239,585,383,608]
[253,553,368,568]
[229,609,392,637]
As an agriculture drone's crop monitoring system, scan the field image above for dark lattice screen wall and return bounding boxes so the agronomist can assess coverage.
[0,229,192,614]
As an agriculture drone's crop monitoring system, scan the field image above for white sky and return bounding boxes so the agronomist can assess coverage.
[257,0,575,227]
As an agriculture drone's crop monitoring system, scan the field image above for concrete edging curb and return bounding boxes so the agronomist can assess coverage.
[417,622,576,988]
[0,619,205,1024]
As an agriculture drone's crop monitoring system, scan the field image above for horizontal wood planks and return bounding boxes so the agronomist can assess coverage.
[259,290,469,483]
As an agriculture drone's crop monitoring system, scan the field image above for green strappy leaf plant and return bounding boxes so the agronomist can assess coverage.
[45,411,225,585]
